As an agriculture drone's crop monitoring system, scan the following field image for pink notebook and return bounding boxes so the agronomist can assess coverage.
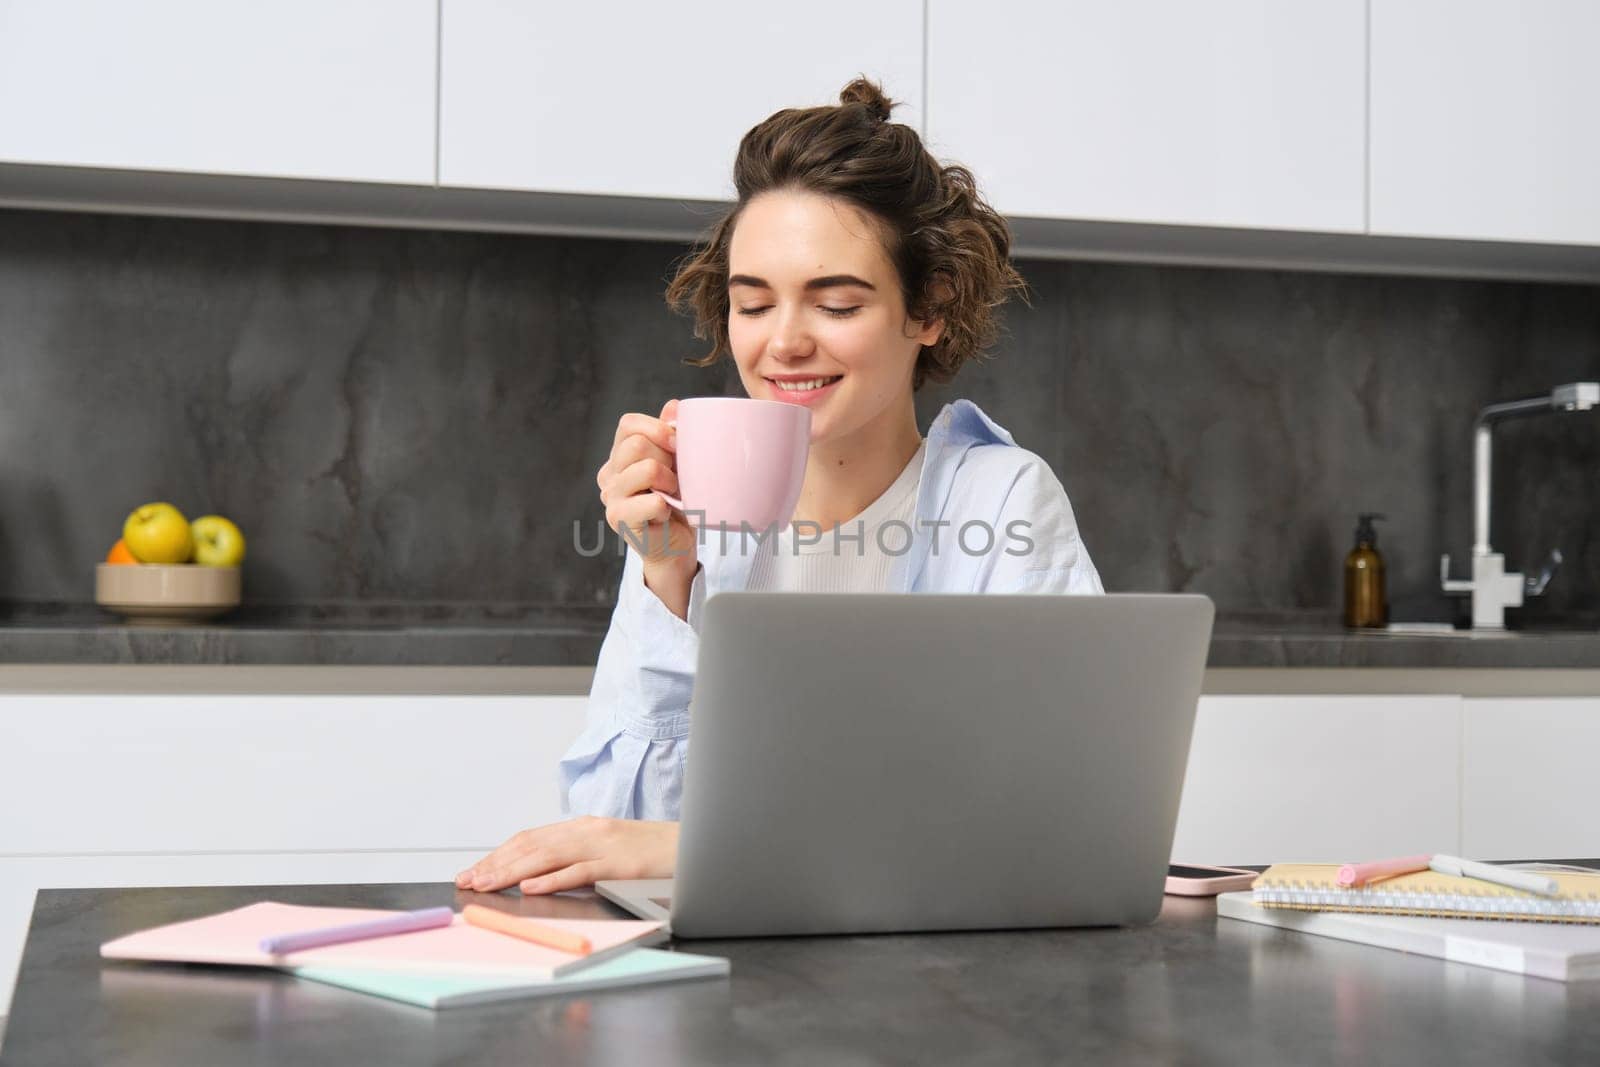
[100,903,668,980]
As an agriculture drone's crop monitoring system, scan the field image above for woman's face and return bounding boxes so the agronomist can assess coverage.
[726,190,941,444]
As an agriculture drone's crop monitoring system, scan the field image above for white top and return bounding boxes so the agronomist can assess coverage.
[745,440,927,593]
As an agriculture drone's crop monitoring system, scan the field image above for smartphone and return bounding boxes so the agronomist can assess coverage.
[1164,863,1258,896]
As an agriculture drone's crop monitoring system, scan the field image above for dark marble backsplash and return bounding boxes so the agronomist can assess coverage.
[2,207,1597,621]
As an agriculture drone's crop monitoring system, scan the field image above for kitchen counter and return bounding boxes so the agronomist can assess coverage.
[0,601,613,667]
[1,602,1598,670]
[6,876,1600,1065]
[1209,610,1600,668]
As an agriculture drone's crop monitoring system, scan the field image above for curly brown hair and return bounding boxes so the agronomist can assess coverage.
[666,76,1027,392]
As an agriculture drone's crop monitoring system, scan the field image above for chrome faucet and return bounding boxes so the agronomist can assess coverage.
[1441,381,1598,628]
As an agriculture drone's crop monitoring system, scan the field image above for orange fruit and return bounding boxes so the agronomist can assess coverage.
[106,539,139,565]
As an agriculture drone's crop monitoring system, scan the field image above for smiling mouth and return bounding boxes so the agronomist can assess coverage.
[767,376,843,392]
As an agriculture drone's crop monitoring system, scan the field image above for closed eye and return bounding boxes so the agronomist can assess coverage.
[734,305,862,318]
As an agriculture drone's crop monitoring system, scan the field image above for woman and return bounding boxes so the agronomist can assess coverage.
[458,78,1102,896]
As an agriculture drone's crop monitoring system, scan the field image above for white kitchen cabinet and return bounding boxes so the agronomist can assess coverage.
[925,0,1366,233]
[0,0,436,184]
[439,0,923,200]
[0,694,587,854]
[1462,698,1600,860]
[1370,0,1600,245]
[1170,695,1463,865]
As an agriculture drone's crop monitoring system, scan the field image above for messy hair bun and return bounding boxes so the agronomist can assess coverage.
[837,77,893,124]
[666,75,1027,392]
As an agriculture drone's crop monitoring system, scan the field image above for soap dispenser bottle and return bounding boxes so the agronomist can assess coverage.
[1344,513,1388,629]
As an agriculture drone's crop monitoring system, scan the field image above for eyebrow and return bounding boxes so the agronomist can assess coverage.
[727,273,877,292]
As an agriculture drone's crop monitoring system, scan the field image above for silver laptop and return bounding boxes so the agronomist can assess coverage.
[596,592,1214,938]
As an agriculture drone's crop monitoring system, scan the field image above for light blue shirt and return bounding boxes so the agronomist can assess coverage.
[558,398,1105,820]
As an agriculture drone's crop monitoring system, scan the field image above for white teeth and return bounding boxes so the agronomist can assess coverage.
[772,376,841,392]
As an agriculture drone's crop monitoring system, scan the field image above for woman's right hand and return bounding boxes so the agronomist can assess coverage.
[598,400,699,612]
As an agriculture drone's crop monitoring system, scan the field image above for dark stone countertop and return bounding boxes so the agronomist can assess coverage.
[6,879,1600,1066]
[0,601,615,667]
[1209,609,1600,668]
[2,601,1599,669]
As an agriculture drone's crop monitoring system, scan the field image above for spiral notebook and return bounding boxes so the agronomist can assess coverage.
[1218,892,1600,981]
[1251,864,1600,925]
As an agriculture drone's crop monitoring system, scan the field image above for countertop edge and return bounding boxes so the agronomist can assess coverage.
[0,664,597,696]
[6,663,1600,698]
[4,606,1600,677]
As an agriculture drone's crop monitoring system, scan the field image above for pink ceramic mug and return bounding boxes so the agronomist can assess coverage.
[653,397,811,530]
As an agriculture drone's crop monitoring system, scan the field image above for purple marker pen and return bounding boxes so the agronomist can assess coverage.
[259,906,455,955]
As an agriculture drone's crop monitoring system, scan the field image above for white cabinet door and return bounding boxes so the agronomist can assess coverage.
[1370,0,1600,246]
[439,0,922,200]
[0,695,588,855]
[1462,699,1600,860]
[1171,695,1462,865]
[925,1,1365,232]
[0,0,436,184]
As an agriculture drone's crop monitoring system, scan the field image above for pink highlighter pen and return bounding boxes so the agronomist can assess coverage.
[1336,854,1434,887]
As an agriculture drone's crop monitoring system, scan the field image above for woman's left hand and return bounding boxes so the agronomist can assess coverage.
[455,816,679,895]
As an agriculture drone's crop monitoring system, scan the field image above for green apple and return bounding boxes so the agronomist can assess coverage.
[123,502,193,564]
[191,514,246,567]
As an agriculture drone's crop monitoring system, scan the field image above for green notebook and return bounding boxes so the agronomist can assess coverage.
[293,947,729,1010]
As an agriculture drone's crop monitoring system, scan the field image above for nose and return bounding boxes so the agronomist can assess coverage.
[766,305,814,361]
